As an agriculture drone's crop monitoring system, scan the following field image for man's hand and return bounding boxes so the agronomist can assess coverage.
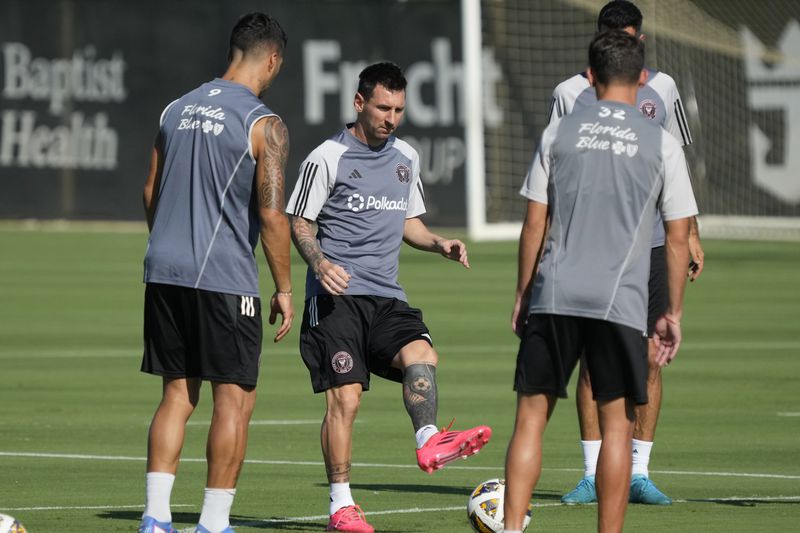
[652,314,682,367]
[316,259,351,295]
[436,238,470,268]
[688,232,705,281]
[269,292,294,342]
[511,293,530,338]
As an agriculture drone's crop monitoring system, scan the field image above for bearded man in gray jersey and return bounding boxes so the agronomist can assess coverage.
[502,31,697,533]
[139,13,293,533]
[287,62,491,533]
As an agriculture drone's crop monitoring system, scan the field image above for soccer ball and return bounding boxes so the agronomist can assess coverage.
[466,478,532,532]
[0,514,26,533]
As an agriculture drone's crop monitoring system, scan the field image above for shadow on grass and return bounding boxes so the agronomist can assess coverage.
[97,510,197,527]
[233,515,408,532]
[97,486,565,531]
[98,510,398,532]
[686,497,800,507]
[312,482,562,502]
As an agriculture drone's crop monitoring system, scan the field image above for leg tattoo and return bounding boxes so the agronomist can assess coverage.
[403,363,438,432]
[326,462,351,484]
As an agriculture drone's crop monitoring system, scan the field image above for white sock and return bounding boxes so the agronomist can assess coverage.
[415,424,439,449]
[329,482,355,515]
[143,472,175,523]
[197,487,236,533]
[581,439,602,477]
[503,530,524,533]
[632,439,653,477]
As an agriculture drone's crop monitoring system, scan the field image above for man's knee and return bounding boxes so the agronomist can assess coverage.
[212,383,257,417]
[396,339,438,369]
[162,377,202,411]
[327,385,362,420]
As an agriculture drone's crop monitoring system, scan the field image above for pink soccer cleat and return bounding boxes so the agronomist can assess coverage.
[416,421,492,474]
[326,504,374,533]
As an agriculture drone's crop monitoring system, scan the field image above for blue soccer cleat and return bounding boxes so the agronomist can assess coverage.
[561,475,597,504]
[138,516,178,533]
[195,524,235,533]
[629,474,672,505]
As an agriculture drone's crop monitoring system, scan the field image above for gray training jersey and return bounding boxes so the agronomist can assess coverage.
[549,69,693,248]
[286,127,426,302]
[521,101,698,332]
[144,78,275,297]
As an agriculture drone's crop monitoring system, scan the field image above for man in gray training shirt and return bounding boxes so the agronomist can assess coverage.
[139,13,293,533]
[550,1,704,506]
[502,31,697,533]
[287,62,490,533]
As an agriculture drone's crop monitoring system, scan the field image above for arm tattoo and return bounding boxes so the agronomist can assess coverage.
[325,461,352,483]
[290,215,326,272]
[259,117,289,213]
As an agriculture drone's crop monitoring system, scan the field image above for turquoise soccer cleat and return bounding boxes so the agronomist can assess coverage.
[629,474,673,505]
[561,475,597,504]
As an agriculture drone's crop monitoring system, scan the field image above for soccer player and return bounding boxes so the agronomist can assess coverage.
[550,0,705,505]
[138,13,293,533]
[287,62,492,533]
[503,30,698,533]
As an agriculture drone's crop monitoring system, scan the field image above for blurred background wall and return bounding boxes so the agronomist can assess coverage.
[1,0,799,229]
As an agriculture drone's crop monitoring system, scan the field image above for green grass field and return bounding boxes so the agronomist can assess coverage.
[1,228,798,532]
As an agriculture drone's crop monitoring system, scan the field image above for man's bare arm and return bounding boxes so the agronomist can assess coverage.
[290,215,350,295]
[290,215,326,272]
[403,217,470,268]
[142,133,164,232]
[688,215,705,281]
[254,115,293,341]
[513,200,548,336]
[652,217,691,365]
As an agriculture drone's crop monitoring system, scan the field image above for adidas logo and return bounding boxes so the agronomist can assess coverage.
[348,168,363,180]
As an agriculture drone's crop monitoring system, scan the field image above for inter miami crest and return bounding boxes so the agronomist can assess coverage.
[396,163,411,183]
[639,99,657,119]
[331,351,354,374]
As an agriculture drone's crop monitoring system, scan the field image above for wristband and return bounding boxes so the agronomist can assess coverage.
[274,290,292,297]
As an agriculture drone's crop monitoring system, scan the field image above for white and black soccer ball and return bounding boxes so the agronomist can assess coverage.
[0,514,26,533]
[466,478,532,533]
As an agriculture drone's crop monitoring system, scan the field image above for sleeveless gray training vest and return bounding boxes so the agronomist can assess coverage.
[144,78,274,297]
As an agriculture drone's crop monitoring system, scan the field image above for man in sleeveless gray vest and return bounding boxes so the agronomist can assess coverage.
[139,13,293,533]
[503,31,697,533]
[287,62,491,533]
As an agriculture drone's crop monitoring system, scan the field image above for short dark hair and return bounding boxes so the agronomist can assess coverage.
[357,62,407,101]
[228,12,287,61]
[597,1,643,33]
[589,30,645,86]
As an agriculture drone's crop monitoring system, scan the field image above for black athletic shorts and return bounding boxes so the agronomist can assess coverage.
[647,246,668,336]
[515,314,648,404]
[299,295,432,393]
[142,283,263,386]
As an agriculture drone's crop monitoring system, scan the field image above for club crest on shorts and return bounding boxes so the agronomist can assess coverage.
[639,99,657,119]
[331,351,354,374]
[396,163,411,183]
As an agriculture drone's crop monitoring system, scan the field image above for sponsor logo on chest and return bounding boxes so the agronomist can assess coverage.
[346,192,408,212]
